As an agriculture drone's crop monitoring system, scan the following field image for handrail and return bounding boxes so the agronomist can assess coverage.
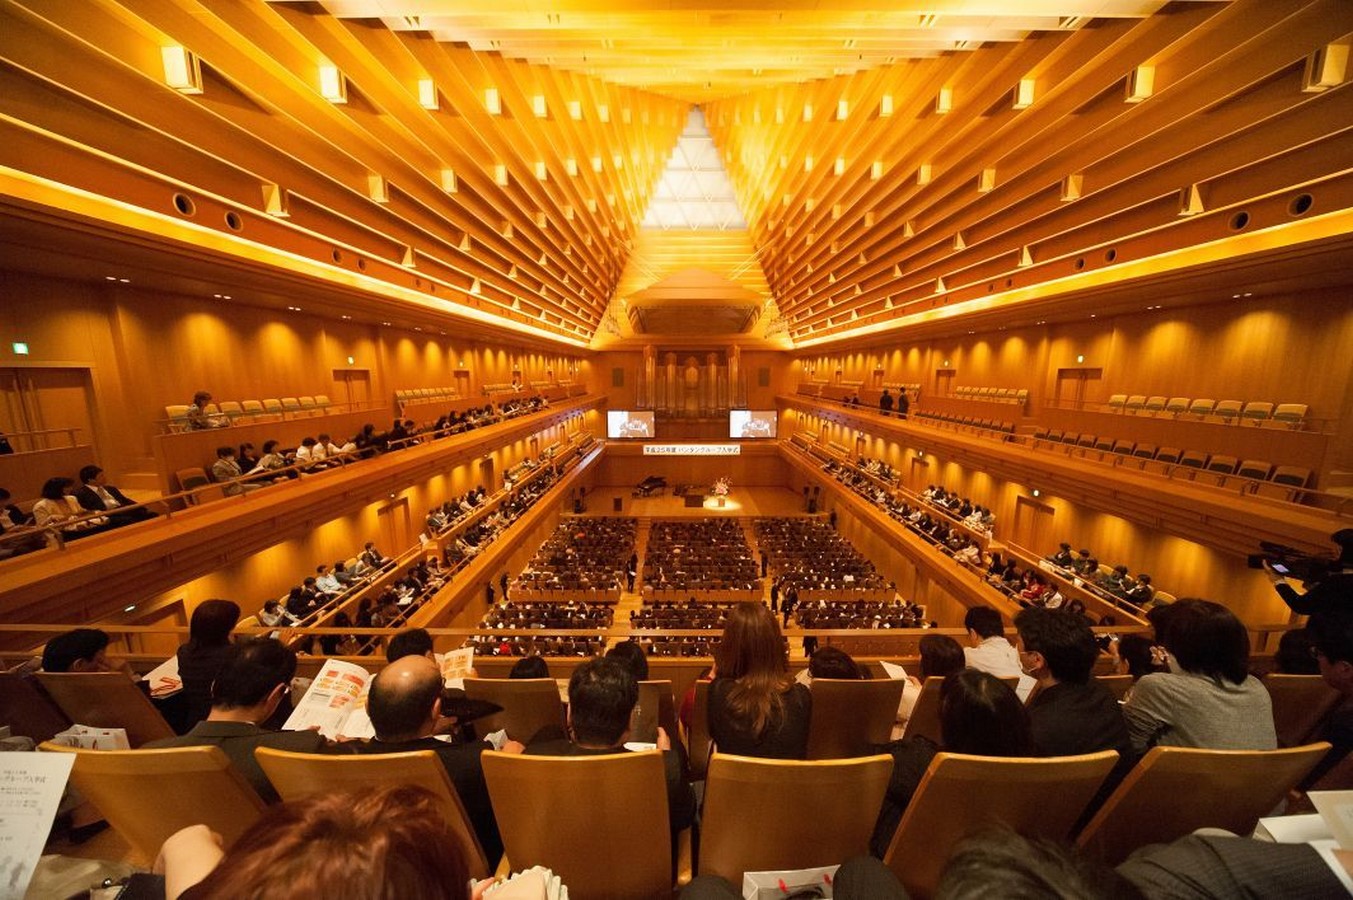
[0,395,591,558]
[0,427,84,451]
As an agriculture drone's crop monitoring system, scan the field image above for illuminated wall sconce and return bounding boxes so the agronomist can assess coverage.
[935,85,953,114]
[161,46,203,94]
[802,102,813,122]
[1125,65,1155,103]
[346,356,355,365]
[318,64,347,104]
[598,104,610,122]
[568,100,583,120]
[834,157,846,176]
[493,164,509,186]
[417,78,439,110]
[1061,173,1084,202]
[870,161,884,180]
[1031,489,1041,498]
[1076,354,1085,364]
[1304,42,1349,91]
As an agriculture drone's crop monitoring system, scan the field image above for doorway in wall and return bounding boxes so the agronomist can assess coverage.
[0,365,97,452]
[332,368,371,412]
[377,496,412,551]
[1012,495,1056,554]
[1054,368,1103,410]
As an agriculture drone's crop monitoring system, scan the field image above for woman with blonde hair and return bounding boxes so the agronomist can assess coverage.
[707,601,812,758]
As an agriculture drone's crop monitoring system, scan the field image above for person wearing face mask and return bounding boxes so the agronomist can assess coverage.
[1121,599,1275,753]
[1014,608,1130,759]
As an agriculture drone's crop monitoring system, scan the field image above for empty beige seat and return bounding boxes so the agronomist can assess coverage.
[217,400,246,423]
[1264,675,1342,748]
[1205,455,1238,475]
[1111,439,1135,456]
[1178,449,1209,469]
[462,678,563,743]
[1154,447,1182,465]
[241,399,266,417]
[262,398,284,417]
[1092,436,1114,452]
[1165,397,1190,416]
[1061,432,1079,445]
[298,395,317,410]
[1212,399,1243,422]
[1106,394,1128,412]
[177,467,226,504]
[1124,395,1147,413]
[1077,434,1096,448]
[1271,402,1308,428]
[1241,401,1273,424]
[313,393,332,408]
[1187,398,1215,417]
[164,404,191,432]
[1131,444,1157,460]
[1143,396,1167,414]
[35,672,176,747]
[1235,459,1272,480]
[280,397,302,417]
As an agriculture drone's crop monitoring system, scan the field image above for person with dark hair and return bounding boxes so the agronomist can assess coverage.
[892,634,967,738]
[871,670,1032,857]
[1122,599,1274,752]
[1113,634,1164,684]
[350,655,522,866]
[962,606,1021,678]
[1047,541,1075,569]
[74,464,156,525]
[176,599,241,728]
[211,445,261,495]
[144,638,323,803]
[708,602,812,759]
[1300,608,1353,789]
[527,657,695,863]
[386,627,435,662]
[236,441,261,473]
[0,486,43,559]
[1014,608,1129,759]
[41,627,134,677]
[806,645,865,681]
[1276,627,1322,675]
[250,439,295,481]
[1266,528,1353,616]
[157,785,473,899]
[185,390,229,430]
[509,655,551,679]
[32,476,111,539]
[606,639,650,683]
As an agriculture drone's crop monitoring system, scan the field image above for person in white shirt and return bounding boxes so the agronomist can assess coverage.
[319,432,355,461]
[314,564,344,596]
[962,606,1023,678]
[258,599,300,628]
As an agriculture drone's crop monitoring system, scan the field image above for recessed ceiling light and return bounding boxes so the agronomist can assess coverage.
[341,314,351,319]
[382,321,391,326]
[105,275,118,281]
[118,278,130,283]
[287,305,302,311]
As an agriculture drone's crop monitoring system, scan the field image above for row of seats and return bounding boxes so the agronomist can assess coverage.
[1104,395,1308,428]
[394,387,461,407]
[1030,431,1312,498]
[951,386,1029,404]
[912,410,1017,434]
[164,396,334,431]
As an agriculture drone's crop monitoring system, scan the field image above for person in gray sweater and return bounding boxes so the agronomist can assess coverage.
[1122,599,1275,752]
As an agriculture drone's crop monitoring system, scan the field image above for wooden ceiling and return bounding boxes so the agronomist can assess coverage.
[1,0,1350,354]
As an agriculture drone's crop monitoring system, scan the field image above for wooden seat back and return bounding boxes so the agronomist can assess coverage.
[686,679,714,778]
[41,743,264,864]
[0,672,71,743]
[701,752,893,886]
[806,678,906,759]
[35,671,175,746]
[254,746,488,877]
[482,749,675,899]
[463,677,564,743]
[1076,742,1331,865]
[1264,674,1342,747]
[885,751,1119,898]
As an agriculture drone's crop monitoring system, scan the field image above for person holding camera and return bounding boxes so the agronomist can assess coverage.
[1265,529,1353,615]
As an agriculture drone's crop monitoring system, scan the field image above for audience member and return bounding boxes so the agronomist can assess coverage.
[386,627,436,663]
[32,476,111,540]
[1014,608,1129,759]
[961,607,1021,678]
[893,634,966,737]
[185,390,229,430]
[258,599,299,629]
[605,639,650,683]
[41,627,135,678]
[157,785,472,900]
[1122,599,1275,752]
[75,465,156,526]
[509,655,551,679]
[526,657,695,862]
[1276,627,1322,675]
[1112,634,1164,684]
[349,654,524,866]
[1301,608,1353,788]
[144,638,324,803]
[177,599,241,728]
[0,486,44,557]
[707,602,811,759]
[211,446,260,495]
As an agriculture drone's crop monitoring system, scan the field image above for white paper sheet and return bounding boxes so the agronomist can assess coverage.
[0,752,75,900]
[283,659,371,740]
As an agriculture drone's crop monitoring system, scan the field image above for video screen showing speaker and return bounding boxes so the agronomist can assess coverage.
[607,410,655,439]
[729,409,777,439]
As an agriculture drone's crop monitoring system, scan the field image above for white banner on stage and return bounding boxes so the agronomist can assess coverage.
[642,443,742,456]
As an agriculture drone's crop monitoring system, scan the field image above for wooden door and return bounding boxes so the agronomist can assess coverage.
[1012,496,1056,554]
[378,497,412,551]
[0,366,96,451]
[332,369,371,411]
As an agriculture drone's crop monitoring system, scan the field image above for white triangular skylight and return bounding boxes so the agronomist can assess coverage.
[641,107,746,230]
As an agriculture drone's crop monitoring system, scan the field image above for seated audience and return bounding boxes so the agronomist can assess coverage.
[1014,608,1129,759]
[962,607,1021,678]
[41,627,136,678]
[210,446,261,495]
[386,627,436,663]
[800,645,866,684]
[177,599,241,728]
[893,634,966,737]
[707,602,811,759]
[74,465,156,526]
[144,638,325,803]
[1112,634,1165,685]
[526,656,695,861]
[605,639,650,682]
[348,654,524,866]
[1301,608,1353,788]
[871,670,1031,857]
[257,599,299,629]
[1122,598,1275,752]
[185,390,229,430]
[156,785,474,900]
[1275,627,1322,675]
[32,476,111,540]
[0,486,44,557]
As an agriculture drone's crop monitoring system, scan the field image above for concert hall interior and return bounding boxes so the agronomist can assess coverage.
[3,1,1353,717]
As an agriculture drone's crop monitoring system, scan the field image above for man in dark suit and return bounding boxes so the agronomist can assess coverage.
[74,465,156,526]
[143,638,324,803]
[526,657,695,860]
[348,654,525,867]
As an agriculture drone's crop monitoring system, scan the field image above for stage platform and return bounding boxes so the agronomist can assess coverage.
[578,485,811,519]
